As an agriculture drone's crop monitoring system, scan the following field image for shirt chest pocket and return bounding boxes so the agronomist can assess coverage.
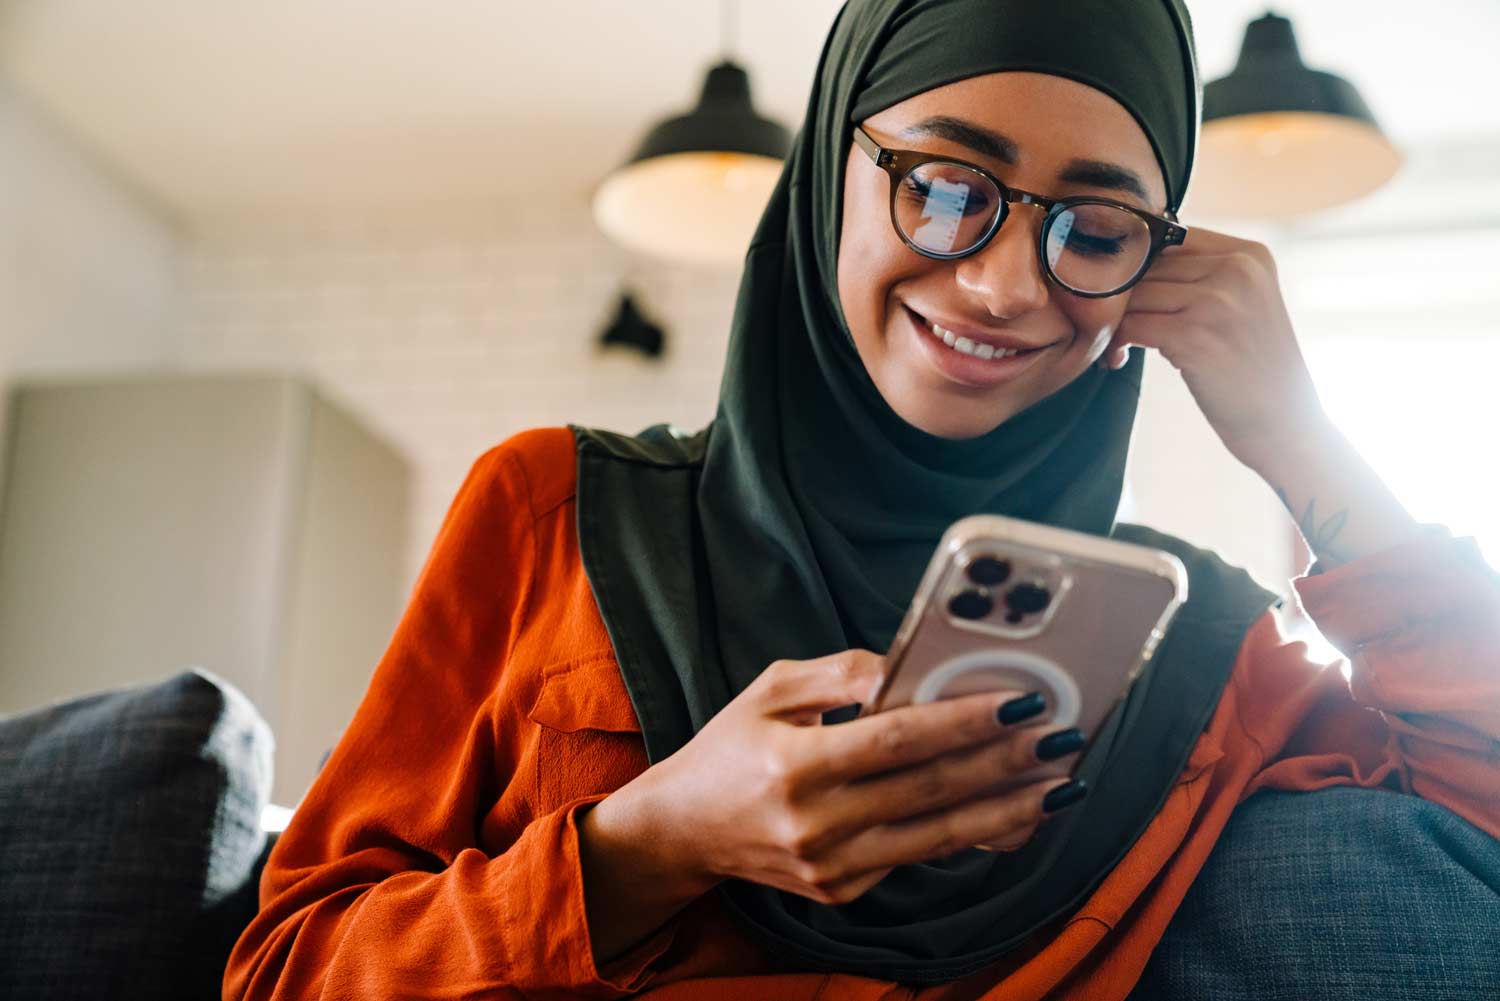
[526,655,650,811]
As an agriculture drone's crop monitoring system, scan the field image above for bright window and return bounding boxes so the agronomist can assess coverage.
[1304,335,1499,566]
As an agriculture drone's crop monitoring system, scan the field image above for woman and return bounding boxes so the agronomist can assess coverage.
[224,1,1500,998]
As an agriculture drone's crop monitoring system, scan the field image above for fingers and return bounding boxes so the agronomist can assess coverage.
[1140,250,1234,284]
[830,721,1082,831]
[974,820,1039,852]
[751,650,888,722]
[1101,269,1206,369]
[1122,280,1193,316]
[811,688,1035,782]
[801,867,893,907]
[1110,311,1178,358]
[1100,283,1192,370]
[829,777,1079,875]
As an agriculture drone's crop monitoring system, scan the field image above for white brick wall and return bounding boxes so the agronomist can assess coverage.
[179,203,741,587]
[0,80,180,495]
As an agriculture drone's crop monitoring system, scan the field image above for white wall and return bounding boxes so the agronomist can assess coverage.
[0,78,180,490]
[179,204,741,587]
[1128,356,1295,589]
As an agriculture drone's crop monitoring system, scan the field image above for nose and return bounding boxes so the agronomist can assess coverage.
[952,205,1051,320]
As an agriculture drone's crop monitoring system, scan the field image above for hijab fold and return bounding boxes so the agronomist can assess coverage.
[572,0,1276,983]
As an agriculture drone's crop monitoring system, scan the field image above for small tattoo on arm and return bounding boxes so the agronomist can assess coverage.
[1275,487,1352,568]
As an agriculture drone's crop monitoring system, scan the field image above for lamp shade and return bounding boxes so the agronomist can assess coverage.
[1189,13,1402,221]
[594,61,791,265]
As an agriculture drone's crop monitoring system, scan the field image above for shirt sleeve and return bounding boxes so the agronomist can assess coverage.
[1237,529,1500,839]
[223,441,677,1001]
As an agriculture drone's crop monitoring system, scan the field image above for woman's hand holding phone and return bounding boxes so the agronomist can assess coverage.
[578,649,1083,962]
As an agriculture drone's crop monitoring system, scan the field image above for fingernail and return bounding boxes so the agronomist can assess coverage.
[997,692,1046,726]
[1042,779,1088,814]
[1035,728,1085,761]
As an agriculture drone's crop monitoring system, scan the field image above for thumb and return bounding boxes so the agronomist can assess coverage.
[756,650,887,723]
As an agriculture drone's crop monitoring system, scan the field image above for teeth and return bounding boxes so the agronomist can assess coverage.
[929,319,1024,360]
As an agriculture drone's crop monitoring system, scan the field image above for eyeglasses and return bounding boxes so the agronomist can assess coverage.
[852,125,1187,298]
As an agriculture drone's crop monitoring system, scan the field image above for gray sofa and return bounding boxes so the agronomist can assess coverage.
[0,669,277,1001]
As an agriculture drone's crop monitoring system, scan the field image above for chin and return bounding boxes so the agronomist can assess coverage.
[889,394,1016,440]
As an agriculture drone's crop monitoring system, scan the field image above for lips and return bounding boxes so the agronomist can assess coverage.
[902,304,1054,389]
[904,306,1051,359]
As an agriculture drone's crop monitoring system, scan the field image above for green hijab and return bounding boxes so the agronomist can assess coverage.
[573,0,1276,983]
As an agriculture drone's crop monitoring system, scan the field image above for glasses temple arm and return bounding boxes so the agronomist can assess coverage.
[851,126,885,165]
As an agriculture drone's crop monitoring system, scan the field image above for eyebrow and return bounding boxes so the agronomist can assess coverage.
[896,115,1153,205]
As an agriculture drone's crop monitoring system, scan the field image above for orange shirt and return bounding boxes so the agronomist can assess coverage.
[224,427,1500,1001]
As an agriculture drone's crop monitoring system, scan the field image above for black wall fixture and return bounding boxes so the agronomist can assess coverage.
[597,291,666,359]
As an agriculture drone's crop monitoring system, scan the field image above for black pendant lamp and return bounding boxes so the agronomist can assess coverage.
[1189,12,1402,220]
[593,0,791,265]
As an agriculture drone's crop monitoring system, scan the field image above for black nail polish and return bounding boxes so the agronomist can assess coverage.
[1035,728,1085,761]
[997,692,1046,725]
[1042,780,1089,814]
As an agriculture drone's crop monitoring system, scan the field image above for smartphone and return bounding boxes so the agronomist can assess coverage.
[869,514,1188,790]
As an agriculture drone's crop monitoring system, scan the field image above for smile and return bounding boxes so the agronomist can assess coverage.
[929,321,1030,359]
[905,306,1049,358]
[901,305,1057,389]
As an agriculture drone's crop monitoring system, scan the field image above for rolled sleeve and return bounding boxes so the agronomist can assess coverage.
[499,794,680,999]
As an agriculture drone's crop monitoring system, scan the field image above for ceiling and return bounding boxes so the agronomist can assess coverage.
[3,0,1497,228]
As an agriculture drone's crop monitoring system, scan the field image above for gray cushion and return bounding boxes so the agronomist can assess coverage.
[1133,787,1500,1000]
[0,668,273,1000]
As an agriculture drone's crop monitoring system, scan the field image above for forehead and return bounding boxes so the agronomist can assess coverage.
[861,71,1168,209]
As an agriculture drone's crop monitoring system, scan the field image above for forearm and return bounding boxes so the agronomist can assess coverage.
[1246,416,1421,570]
[577,779,720,964]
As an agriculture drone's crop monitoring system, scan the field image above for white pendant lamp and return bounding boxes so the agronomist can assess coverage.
[593,2,790,265]
[1189,12,1402,221]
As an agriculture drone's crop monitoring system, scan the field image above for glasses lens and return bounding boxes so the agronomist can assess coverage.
[893,162,1002,256]
[1044,203,1153,294]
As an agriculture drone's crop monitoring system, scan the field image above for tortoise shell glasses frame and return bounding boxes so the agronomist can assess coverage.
[851,124,1188,299]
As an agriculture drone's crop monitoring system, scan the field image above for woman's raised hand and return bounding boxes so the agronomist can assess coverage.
[578,650,1081,961]
[1104,226,1326,475]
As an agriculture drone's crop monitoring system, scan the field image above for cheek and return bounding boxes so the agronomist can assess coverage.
[1056,297,1128,363]
[835,215,878,326]
[836,163,910,352]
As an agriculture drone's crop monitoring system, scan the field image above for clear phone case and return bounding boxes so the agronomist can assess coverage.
[870,514,1188,789]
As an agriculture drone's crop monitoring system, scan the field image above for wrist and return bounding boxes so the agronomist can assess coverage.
[582,775,721,903]
[1232,408,1338,484]
[1245,414,1423,569]
[577,783,718,967]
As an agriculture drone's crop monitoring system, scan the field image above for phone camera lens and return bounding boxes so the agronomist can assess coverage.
[966,556,1011,587]
[948,589,994,620]
[1005,582,1051,617]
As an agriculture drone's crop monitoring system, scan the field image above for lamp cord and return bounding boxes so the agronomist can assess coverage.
[720,0,736,59]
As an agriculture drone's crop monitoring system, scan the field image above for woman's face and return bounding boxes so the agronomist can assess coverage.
[837,71,1170,439]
